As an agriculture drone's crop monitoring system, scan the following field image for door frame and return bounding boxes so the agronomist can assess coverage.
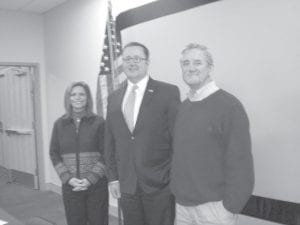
[0,62,45,190]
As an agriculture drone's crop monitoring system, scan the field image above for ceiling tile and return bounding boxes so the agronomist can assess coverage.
[0,0,67,13]
[0,0,32,10]
[21,0,67,13]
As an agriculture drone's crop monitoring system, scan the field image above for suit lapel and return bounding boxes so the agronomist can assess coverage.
[133,78,156,133]
[115,83,127,108]
[113,83,132,134]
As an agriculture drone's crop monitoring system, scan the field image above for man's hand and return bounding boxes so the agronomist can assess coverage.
[109,181,121,198]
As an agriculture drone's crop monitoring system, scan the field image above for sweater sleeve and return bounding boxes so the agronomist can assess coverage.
[85,118,106,184]
[49,121,73,184]
[222,103,255,213]
[167,86,181,137]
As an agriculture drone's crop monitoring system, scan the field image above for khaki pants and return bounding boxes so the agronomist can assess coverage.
[175,201,237,225]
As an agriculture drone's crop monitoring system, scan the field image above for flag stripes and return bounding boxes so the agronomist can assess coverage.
[96,0,122,119]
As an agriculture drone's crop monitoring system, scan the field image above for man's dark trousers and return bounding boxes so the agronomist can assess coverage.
[120,185,175,225]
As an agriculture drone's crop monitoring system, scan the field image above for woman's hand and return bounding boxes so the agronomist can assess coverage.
[68,177,83,187]
[69,178,91,191]
[68,177,87,191]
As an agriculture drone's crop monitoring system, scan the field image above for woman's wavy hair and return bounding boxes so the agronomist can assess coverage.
[64,81,93,118]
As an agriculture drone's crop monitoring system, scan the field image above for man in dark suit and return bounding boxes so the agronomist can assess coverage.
[105,42,180,225]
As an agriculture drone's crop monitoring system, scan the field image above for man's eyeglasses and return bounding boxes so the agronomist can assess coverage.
[123,56,147,64]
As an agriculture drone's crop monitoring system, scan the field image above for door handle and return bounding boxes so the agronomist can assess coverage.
[5,129,32,135]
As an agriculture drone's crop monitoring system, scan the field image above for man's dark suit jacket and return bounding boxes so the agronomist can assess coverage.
[105,78,180,194]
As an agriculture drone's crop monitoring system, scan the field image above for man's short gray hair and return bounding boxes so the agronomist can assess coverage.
[181,43,214,69]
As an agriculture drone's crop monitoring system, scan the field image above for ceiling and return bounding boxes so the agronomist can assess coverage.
[0,0,68,13]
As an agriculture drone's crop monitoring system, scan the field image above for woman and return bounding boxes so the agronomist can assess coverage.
[49,81,108,225]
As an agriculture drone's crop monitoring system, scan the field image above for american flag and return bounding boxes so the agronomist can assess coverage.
[96,1,123,119]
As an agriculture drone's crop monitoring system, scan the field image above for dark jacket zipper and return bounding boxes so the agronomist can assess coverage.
[75,118,81,178]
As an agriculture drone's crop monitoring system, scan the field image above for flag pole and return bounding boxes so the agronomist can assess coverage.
[106,0,116,95]
[107,2,122,224]
[106,1,122,224]
[117,198,122,225]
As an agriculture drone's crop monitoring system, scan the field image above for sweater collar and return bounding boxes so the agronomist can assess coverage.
[187,81,219,102]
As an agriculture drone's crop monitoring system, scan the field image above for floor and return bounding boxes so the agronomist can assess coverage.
[0,171,119,225]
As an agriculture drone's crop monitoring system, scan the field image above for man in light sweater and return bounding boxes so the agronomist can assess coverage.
[170,43,254,225]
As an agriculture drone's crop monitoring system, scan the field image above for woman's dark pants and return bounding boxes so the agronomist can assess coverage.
[62,178,108,225]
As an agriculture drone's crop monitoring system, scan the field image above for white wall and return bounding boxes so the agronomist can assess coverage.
[0,0,109,192]
[121,0,300,224]
[122,0,300,202]
[0,0,118,211]
[111,0,157,17]
[0,10,44,63]
[44,0,107,186]
[1,0,299,221]
[0,9,49,188]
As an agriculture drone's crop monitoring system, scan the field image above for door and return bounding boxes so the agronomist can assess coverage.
[0,65,38,189]
[0,71,5,169]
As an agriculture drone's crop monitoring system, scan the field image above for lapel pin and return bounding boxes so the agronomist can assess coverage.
[148,89,154,93]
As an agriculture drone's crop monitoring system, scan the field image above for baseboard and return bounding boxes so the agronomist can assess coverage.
[11,169,35,188]
[45,182,62,194]
[0,166,36,188]
[0,165,9,176]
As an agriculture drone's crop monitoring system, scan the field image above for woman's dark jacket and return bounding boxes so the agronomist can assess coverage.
[49,112,105,184]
